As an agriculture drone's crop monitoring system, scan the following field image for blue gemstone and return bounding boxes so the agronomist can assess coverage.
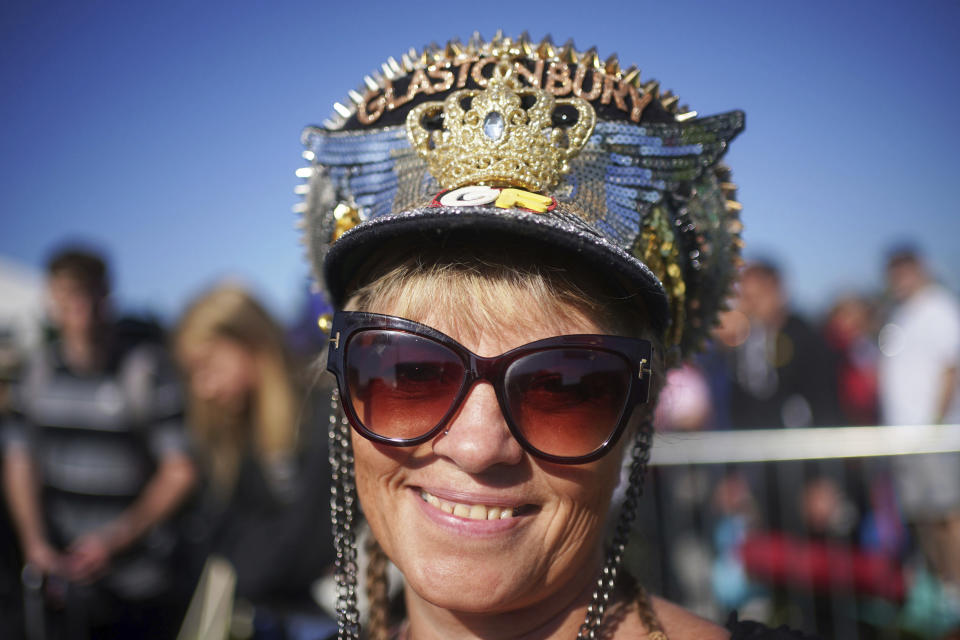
[483,112,504,140]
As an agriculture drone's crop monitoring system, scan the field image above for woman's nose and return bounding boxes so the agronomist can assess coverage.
[431,382,524,473]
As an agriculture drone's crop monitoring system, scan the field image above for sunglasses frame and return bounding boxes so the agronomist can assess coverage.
[326,311,654,464]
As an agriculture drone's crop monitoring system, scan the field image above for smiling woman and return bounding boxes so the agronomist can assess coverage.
[297,32,811,640]
[339,251,661,638]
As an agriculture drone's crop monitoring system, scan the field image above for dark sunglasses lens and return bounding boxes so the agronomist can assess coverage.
[505,349,631,458]
[345,330,465,441]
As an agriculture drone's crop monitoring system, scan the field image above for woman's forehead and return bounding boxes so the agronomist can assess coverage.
[346,252,632,340]
[379,293,603,352]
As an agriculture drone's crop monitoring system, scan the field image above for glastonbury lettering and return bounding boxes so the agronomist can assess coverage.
[355,57,651,126]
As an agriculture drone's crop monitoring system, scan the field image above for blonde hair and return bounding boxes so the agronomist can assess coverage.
[175,286,298,493]
[346,244,659,342]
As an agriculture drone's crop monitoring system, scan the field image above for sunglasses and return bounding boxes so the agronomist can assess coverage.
[326,311,653,465]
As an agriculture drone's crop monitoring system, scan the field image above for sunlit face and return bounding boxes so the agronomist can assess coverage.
[179,337,258,413]
[352,308,629,616]
[48,273,99,337]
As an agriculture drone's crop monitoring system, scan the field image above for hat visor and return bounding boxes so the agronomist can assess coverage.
[323,205,669,334]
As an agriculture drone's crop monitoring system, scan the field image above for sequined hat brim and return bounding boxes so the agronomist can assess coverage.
[323,205,670,333]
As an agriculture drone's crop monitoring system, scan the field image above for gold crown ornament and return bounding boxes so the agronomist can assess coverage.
[406,59,596,192]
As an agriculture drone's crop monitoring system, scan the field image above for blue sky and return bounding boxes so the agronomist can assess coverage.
[1,1,958,324]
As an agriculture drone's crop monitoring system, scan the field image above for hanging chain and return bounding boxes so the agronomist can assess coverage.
[576,421,653,640]
[329,389,362,640]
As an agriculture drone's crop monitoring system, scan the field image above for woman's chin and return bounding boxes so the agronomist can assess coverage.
[403,558,530,614]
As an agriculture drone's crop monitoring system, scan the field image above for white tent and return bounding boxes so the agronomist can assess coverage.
[0,256,44,370]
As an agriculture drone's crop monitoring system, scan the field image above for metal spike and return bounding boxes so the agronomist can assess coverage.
[295,167,315,179]
[381,62,396,79]
[537,34,556,59]
[675,110,698,122]
[417,47,431,67]
[517,31,532,55]
[292,202,308,214]
[301,150,315,161]
[604,53,620,75]
[466,32,483,54]
[387,56,402,74]
[491,29,504,48]
[371,71,386,87]
[321,118,337,129]
[725,200,744,212]
[580,47,601,70]
[661,92,679,111]
[621,65,641,86]
[720,182,738,193]
[363,75,379,91]
[447,37,464,58]
[332,102,352,118]
[408,47,418,61]
[559,39,578,64]
[347,89,364,105]
[641,80,660,97]
[401,52,415,72]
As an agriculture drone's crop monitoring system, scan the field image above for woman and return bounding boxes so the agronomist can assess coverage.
[300,34,811,639]
[174,286,333,617]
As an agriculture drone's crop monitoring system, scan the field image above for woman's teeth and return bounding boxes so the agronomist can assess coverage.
[419,490,517,520]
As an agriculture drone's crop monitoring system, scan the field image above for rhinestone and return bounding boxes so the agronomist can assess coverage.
[483,111,505,140]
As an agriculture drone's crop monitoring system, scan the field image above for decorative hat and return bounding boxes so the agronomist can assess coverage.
[297,32,745,359]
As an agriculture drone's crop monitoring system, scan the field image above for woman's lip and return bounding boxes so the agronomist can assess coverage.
[415,486,535,510]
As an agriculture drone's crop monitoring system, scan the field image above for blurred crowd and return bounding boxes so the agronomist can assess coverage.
[0,242,958,639]
[0,246,337,640]
[648,249,960,638]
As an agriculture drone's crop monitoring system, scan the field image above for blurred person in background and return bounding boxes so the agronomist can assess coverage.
[879,247,960,611]
[721,260,846,533]
[0,246,196,639]
[174,285,334,636]
[823,296,879,427]
[728,261,839,430]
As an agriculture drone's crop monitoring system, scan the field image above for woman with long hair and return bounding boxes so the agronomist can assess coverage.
[175,285,332,613]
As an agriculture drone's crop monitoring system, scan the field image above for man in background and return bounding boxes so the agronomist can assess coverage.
[879,247,960,594]
[1,246,196,639]
[729,260,840,430]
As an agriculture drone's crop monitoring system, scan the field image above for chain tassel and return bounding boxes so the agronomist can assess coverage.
[330,389,362,640]
[576,421,653,639]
